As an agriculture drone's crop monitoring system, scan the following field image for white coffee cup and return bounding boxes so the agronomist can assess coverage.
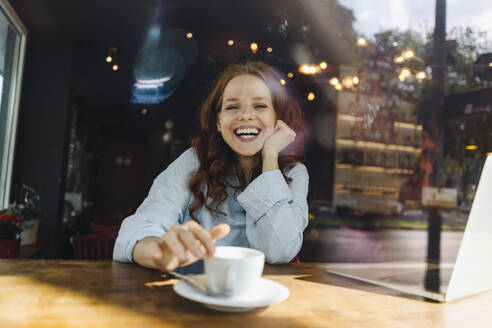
[204,246,265,297]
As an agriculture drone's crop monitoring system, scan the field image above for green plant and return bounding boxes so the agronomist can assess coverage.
[9,185,42,229]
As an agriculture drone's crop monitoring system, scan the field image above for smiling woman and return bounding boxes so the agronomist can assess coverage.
[113,61,309,273]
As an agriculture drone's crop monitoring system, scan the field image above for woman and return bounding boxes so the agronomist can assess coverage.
[113,61,309,273]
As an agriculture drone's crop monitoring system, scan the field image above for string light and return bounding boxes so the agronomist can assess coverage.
[416,71,426,79]
[357,37,367,47]
[404,50,414,59]
[401,68,411,77]
[250,42,258,53]
[186,33,193,38]
[307,92,315,101]
[342,77,354,88]
[227,40,234,46]
[393,42,399,47]
[287,72,294,78]
[352,76,359,85]
[299,64,317,74]
[319,61,327,69]
[105,47,117,64]
[394,56,404,63]
[329,78,339,86]
[335,84,342,91]
[267,47,273,53]
[466,145,478,150]
[280,79,286,85]
[112,64,119,71]
[141,108,148,115]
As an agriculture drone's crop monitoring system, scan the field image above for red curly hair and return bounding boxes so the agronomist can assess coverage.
[189,61,306,221]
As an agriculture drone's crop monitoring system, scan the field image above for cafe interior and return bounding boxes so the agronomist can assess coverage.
[0,0,491,325]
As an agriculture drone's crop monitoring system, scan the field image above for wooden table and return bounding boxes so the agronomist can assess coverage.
[0,260,490,327]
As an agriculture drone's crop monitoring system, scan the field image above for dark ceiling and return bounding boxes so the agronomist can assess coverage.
[9,0,355,142]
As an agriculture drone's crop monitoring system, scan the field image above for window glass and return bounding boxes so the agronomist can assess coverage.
[0,3,25,208]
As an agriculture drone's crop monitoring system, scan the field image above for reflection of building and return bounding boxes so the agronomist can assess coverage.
[334,90,422,215]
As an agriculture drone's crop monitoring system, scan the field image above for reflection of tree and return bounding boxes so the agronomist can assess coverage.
[440,26,492,93]
[350,26,491,204]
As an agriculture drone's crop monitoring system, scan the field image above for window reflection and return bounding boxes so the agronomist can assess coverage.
[9,0,491,272]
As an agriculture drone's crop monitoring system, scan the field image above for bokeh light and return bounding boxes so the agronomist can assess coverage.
[250,42,258,53]
[404,50,414,59]
[416,71,426,79]
[357,37,367,46]
[394,56,404,63]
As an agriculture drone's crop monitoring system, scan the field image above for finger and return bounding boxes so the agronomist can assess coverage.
[151,243,180,272]
[161,230,187,262]
[188,225,216,255]
[275,120,289,130]
[156,254,180,272]
[177,229,206,259]
[210,223,230,240]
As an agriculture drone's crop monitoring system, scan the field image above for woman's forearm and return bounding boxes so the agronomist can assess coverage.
[261,151,279,173]
[132,236,162,269]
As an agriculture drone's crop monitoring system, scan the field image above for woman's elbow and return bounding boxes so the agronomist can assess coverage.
[263,234,303,264]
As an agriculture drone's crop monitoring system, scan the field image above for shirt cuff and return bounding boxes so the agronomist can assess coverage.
[236,169,292,221]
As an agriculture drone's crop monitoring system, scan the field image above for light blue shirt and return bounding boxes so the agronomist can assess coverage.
[113,148,309,271]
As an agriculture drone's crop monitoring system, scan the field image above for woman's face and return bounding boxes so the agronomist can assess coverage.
[217,74,277,158]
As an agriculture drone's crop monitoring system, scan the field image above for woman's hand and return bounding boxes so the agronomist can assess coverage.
[262,120,296,157]
[133,222,230,272]
[261,120,296,173]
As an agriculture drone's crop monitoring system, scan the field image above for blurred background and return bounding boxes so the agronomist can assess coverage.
[0,0,490,262]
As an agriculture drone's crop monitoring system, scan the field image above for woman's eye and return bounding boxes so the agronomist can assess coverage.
[254,104,268,109]
[226,105,239,110]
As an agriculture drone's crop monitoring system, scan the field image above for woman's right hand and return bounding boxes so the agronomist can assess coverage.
[133,221,230,272]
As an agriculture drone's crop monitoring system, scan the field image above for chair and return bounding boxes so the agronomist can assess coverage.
[70,223,120,260]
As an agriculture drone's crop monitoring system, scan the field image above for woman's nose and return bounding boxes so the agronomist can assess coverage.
[238,106,254,120]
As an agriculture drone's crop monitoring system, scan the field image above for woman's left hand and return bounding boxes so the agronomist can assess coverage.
[262,120,296,157]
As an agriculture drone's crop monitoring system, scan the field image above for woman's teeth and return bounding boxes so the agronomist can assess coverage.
[235,128,260,137]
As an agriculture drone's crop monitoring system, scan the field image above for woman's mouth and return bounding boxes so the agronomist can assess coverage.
[234,127,261,141]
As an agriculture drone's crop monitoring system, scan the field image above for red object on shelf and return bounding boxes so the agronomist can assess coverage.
[0,239,21,258]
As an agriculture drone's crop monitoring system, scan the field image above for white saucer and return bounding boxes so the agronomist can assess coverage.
[173,275,289,312]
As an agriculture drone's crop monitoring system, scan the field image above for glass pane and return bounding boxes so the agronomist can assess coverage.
[0,4,22,207]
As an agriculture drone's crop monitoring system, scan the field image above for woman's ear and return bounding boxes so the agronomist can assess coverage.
[216,122,221,132]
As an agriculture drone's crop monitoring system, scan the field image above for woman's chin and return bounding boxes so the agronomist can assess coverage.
[234,147,262,157]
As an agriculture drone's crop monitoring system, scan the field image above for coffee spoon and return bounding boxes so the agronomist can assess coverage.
[170,271,209,294]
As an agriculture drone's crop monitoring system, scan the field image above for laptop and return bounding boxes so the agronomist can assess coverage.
[326,155,492,302]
